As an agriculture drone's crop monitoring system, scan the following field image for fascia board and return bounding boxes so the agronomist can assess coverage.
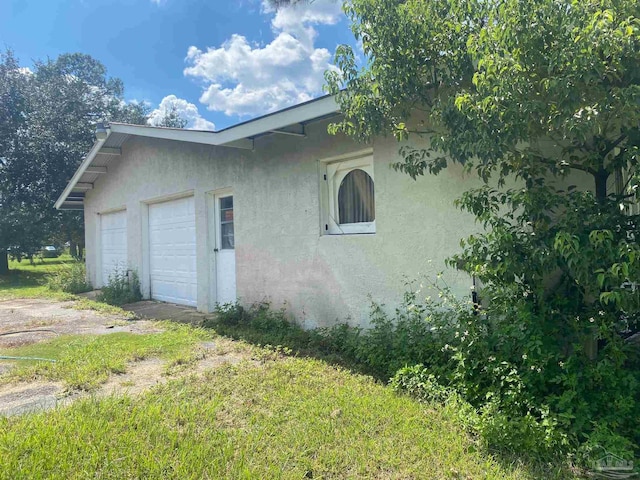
[54,137,107,210]
[109,95,339,147]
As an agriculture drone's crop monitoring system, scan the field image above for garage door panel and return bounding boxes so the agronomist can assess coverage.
[101,210,127,286]
[149,196,197,307]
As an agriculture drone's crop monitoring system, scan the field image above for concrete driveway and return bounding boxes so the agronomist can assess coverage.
[0,298,160,349]
[0,298,248,417]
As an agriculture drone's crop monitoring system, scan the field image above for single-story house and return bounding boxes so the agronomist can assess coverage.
[55,95,485,328]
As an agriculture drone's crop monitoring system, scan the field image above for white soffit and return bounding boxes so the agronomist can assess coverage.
[108,94,338,148]
[55,95,340,210]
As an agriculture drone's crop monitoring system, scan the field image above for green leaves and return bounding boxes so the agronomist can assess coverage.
[0,50,149,259]
[330,0,640,325]
[329,0,640,457]
[331,0,639,182]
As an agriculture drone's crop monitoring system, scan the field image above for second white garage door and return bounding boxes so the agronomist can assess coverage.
[148,196,197,306]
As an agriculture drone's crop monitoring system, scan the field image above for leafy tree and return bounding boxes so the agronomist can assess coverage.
[266,0,309,7]
[325,0,640,456]
[327,0,639,341]
[155,103,188,129]
[0,50,31,273]
[0,51,148,271]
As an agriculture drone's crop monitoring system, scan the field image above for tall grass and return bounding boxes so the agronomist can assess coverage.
[45,262,92,294]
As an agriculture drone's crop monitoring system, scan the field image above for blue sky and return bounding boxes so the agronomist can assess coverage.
[0,0,354,129]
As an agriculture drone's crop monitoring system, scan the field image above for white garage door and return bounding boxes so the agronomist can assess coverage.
[148,196,197,306]
[101,210,127,286]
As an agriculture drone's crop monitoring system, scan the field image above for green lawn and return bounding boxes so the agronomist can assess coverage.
[0,260,578,479]
[0,354,569,480]
[0,254,79,299]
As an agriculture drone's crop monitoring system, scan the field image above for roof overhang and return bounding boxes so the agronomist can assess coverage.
[55,95,340,210]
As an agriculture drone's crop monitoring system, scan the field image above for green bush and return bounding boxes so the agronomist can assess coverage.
[46,262,92,294]
[203,281,640,466]
[97,267,142,306]
[386,281,640,463]
[316,292,457,380]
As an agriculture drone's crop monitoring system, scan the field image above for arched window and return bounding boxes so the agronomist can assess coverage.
[322,152,376,235]
[338,169,375,224]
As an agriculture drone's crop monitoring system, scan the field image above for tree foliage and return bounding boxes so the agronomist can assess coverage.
[327,0,640,331]
[154,104,188,129]
[325,0,640,458]
[0,50,148,269]
[266,0,310,7]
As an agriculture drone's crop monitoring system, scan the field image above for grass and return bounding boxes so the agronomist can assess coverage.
[0,324,210,391]
[0,355,571,480]
[0,254,80,300]
[0,259,579,479]
[0,255,137,317]
[70,298,138,319]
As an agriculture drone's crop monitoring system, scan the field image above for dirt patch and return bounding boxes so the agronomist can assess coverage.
[99,358,167,396]
[0,298,160,348]
[193,340,247,374]
[0,341,253,417]
[97,340,250,398]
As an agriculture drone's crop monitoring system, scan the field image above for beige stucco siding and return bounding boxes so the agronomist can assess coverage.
[84,119,483,327]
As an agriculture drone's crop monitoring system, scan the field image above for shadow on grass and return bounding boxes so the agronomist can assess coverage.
[0,269,48,291]
[26,258,72,267]
[203,315,369,378]
[10,255,77,269]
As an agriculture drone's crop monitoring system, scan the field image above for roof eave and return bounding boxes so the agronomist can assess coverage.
[108,94,339,147]
[54,135,108,210]
[55,94,341,210]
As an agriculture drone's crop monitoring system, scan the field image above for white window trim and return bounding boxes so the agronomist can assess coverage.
[320,150,375,235]
[615,168,640,216]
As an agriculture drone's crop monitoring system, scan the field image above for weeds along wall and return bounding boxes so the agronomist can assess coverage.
[208,287,640,466]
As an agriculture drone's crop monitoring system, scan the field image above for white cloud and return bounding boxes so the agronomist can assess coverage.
[184,0,344,117]
[148,94,216,130]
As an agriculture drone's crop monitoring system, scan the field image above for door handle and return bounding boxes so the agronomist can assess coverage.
[213,248,219,252]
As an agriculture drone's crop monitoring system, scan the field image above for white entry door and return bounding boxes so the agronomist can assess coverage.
[214,194,236,305]
[148,196,197,306]
[100,210,127,286]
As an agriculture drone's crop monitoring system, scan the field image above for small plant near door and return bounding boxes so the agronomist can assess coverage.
[97,267,142,306]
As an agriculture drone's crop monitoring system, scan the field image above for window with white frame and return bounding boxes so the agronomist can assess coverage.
[320,151,376,235]
[615,168,640,216]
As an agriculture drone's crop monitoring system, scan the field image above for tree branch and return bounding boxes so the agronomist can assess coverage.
[406,129,437,136]
[524,149,598,176]
[602,134,627,159]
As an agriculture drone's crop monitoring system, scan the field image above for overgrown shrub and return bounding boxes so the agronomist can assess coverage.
[317,292,457,380]
[46,262,92,294]
[97,267,142,306]
[386,281,640,463]
[207,300,431,373]
[204,281,640,466]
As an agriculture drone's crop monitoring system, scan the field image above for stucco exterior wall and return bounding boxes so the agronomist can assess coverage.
[84,119,485,328]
